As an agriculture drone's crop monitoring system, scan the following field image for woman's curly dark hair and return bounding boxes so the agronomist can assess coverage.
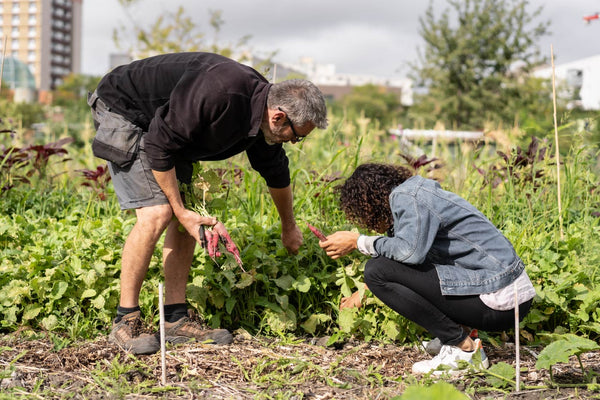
[337,163,413,233]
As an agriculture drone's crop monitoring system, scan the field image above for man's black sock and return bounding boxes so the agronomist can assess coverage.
[114,305,141,323]
[164,303,188,323]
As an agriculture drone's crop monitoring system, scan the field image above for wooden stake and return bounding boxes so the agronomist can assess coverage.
[550,45,564,240]
[514,281,520,392]
[158,283,166,385]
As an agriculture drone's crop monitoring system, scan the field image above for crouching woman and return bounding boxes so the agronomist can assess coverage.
[319,163,535,374]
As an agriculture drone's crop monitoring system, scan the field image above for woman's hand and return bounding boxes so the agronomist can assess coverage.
[340,284,369,310]
[340,290,363,309]
[319,231,360,259]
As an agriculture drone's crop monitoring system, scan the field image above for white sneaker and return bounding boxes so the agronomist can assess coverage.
[412,338,489,374]
[421,330,479,356]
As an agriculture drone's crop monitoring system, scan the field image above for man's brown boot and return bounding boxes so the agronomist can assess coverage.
[164,316,233,345]
[108,311,160,355]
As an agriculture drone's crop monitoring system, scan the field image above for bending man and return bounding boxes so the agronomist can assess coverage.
[88,52,328,354]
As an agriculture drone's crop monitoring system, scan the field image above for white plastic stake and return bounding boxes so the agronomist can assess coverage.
[514,281,520,392]
[159,283,166,385]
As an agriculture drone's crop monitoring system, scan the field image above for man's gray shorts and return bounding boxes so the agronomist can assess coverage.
[90,97,191,210]
[108,141,172,210]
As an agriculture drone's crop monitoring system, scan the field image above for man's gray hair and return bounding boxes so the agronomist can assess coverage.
[268,79,328,129]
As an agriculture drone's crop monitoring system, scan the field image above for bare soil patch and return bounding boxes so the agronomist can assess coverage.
[1,332,599,399]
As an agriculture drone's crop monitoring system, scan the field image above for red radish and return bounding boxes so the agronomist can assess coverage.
[206,230,221,258]
[213,222,246,272]
[307,223,327,241]
[198,221,245,272]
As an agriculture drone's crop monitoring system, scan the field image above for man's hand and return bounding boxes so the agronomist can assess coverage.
[177,209,217,244]
[268,185,303,254]
[319,231,360,259]
[152,168,219,246]
[282,223,303,254]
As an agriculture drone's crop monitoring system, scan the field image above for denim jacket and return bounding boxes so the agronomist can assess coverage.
[372,175,524,296]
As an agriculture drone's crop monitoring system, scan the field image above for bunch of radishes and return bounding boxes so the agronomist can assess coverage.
[199,222,245,272]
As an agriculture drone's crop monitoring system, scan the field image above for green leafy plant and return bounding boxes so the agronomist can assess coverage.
[536,333,600,384]
[1,89,600,364]
[401,382,470,400]
[484,361,516,390]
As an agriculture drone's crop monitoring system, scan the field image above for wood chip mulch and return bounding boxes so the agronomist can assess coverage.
[1,332,599,399]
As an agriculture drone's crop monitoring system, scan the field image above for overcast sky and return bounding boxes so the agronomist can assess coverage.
[81,0,600,79]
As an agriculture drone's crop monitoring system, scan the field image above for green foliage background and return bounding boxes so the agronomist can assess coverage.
[408,0,552,130]
[1,105,600,349]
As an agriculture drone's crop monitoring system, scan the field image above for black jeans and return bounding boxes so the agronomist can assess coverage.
[364,257,532,346]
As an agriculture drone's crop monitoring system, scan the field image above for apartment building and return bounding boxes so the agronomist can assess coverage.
[0,0,82,100]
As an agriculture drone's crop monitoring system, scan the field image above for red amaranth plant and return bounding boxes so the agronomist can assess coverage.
[475,136,552,189]
[77,164,112,200]
[1,137,74,194]
[399,153,441,173]
[25,137,73,174]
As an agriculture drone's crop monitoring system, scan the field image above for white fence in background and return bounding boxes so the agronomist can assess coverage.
[388,128,484,140]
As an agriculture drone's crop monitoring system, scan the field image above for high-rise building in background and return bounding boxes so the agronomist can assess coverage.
[0,0,82,101]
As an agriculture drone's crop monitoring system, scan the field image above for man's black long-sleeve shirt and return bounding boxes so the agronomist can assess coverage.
[96,52,290,188]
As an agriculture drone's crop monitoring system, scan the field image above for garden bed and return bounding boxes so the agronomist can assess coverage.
[1,332,599,399]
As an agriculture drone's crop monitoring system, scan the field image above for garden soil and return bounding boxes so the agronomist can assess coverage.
[1,331,599,399]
